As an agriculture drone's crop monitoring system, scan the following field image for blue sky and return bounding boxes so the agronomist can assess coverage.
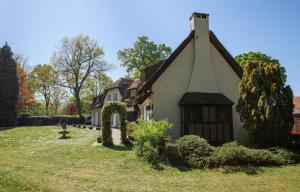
[1,0,299,95]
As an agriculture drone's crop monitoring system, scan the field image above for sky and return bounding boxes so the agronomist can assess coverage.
[1,0,299,95]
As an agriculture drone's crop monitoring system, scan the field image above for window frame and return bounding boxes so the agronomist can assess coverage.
[181,104,233,145]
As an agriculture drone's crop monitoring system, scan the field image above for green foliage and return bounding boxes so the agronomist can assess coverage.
[126,122,135,140]
[18,115,84,126]
[101,101,127,146]
[174,137,296,168]
[235,51,286,82]
[0,43,19,126]
[236,61,294,147]
[117,36,172,78]
[52,35,110,116]
[177,135,213,168]
[84,73,113,97]
[132,118,172,164]
[210,142,295,167]
[28,64,56,115]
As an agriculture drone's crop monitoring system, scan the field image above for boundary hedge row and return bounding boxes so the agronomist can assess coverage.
[18,115,85,126]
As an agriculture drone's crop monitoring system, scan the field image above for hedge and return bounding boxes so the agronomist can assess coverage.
[101,101,127,146]
[18,115,85,126]
[165,135,297,168]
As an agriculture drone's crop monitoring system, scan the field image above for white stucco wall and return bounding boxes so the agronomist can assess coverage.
[151,39,242,139]
[104,88,122,127]
[152,40,195,138]
[104,88,121,102]
[210,44,242,139]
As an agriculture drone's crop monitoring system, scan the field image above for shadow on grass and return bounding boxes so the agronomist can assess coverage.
[59,136,71,139]
[221,166,264,175]
[107,142,133,151]
[0,126,17,131]
[150,162,165,171]
[173,165,192,172]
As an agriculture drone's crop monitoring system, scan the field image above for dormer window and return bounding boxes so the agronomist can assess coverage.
[113,93,118,101]
[130,89,137,97]
[107,94,111,101]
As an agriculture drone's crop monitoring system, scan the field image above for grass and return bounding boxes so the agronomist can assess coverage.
[0,126,300,192]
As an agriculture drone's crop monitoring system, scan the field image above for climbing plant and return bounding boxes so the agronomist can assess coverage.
[101,101,127,146]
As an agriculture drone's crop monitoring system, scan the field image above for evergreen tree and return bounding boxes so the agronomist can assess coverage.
[0,43,19,126]
[236,61,294,147]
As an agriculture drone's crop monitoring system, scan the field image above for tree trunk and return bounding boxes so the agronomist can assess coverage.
[75,91,82,117]
[44,94,49,116]
[54,102,58,115]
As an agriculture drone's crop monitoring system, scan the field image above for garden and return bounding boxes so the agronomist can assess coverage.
[1,125,300,192]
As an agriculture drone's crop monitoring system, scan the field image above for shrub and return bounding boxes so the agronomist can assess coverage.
[165,143,184,166]
[127,122,135,140]
[132,118,172,164]
[210,142,295,167]
[18,115,84,126]
[177,135,213,168]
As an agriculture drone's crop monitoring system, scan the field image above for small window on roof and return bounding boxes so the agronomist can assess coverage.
[107,94,111,101]
[113,93,118,101]
[201,15,207,19]
[130,89,136,97]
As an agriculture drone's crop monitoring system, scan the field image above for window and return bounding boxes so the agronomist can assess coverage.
[113,93,118,101]
[146,104,153,119]
[182,105,232,145]
[130,89,136,97]
[107,94,111,101]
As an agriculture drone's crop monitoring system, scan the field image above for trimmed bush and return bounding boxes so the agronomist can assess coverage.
[101,101,127,146]
[18,115,84,126]
[132,118,172,164]
[210,142,295,167]
[174,137,296,169]
[177,135,213,168]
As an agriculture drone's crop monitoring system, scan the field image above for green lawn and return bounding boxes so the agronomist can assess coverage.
[0,126,300,192]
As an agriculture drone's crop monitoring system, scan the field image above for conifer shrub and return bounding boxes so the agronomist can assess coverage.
[177,135,213,168]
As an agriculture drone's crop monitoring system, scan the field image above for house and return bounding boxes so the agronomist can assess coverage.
[135,12,243,145]
[91,12,243,145]
[91,78,139,127]
[292,96,300,135]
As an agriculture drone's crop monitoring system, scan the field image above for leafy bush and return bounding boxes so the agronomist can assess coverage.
[177,135,213,168]
[132,118,172,164]
[173,137,296,168]
[126,122,136,140]
[210,142,295,167]
[18,115,84,126]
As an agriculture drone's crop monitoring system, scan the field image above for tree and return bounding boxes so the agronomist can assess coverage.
[85,73,113,97]
[29,64,56,115]
[16,64,34,112]
[14,53,30,73]
[117,36,172,78]
[0,43,19,126]
[235,52,287,83]
[52,35,110,117]
[51,86,67,115]
[61,103,78,115]
[236,61,294,147]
